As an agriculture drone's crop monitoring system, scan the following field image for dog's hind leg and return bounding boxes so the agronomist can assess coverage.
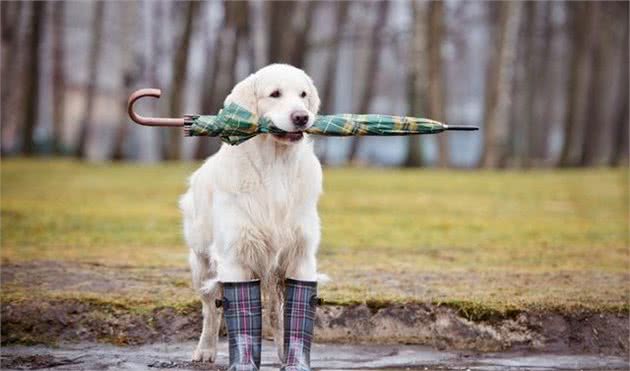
[189,250,220,363]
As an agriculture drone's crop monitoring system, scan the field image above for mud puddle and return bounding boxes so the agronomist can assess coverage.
[1,340,628,371]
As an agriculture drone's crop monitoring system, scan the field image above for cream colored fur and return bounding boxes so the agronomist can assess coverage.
[180,64,326,363]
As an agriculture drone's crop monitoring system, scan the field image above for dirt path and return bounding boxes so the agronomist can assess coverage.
[1,341,628,370]
[2,261,629,356]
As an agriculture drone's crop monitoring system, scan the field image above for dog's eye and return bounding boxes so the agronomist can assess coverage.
[300,91,307,98]
[270,90,281,98]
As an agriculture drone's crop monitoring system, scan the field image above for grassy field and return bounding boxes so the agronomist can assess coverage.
[1,159,628,316]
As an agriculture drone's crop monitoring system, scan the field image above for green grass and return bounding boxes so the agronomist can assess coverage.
[2,158,628,314]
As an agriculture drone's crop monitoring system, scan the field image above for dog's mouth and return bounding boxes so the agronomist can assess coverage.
[271,132,304,143]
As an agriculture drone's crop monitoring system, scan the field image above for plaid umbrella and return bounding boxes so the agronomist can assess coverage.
[128,89,478,145]
[183,103,477,145]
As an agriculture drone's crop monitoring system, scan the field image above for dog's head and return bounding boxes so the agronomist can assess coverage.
[224,64,321,144]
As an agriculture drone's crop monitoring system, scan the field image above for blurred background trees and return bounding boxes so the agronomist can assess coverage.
[0,0,627,167]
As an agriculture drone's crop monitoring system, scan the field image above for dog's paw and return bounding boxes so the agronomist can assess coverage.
[192,347,216,362]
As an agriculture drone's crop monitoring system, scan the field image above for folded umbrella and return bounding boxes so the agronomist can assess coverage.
[129,88,478,145]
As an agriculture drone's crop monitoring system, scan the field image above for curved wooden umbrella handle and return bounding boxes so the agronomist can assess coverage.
[128,88,185,127]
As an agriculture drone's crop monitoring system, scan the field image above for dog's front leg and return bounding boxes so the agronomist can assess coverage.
[270,210,321,364]
[289,208,321,282]
[213,192,265,369]
[189,250,221,363]
[270,252,317,363]
[212,191,256,282]
[193,280,221,362]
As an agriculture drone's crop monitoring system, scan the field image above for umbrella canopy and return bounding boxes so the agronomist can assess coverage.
[184,103,476,145]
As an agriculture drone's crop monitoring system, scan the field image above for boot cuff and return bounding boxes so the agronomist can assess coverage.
[285,278,317,287]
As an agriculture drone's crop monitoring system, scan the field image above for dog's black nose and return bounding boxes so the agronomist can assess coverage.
[291,110,309,128]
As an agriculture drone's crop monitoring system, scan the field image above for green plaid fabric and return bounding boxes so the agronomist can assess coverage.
[184,103,448,145]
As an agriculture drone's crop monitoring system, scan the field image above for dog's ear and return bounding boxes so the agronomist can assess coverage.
[224,73,258,115]
[305,75,321,115]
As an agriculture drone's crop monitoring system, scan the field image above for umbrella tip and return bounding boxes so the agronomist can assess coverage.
[444,125,479,131]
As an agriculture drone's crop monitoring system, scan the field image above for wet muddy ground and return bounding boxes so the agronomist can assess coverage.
[2,262,629,369]
[1,340,628,370]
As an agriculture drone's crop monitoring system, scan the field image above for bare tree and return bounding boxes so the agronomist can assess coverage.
[148,1,166,162]
[558,2,597,167]
[610,81,629,166]
[0,2,17,118]
[579,4,603,166]
[76,2,105,158]
[479,2,523,168]
[404,1,428,167]
[427,1,449,167]
[195,0,250,160]
[289,1,316,68]
[165,1,200,160]
[579,2,628,166]
[320,2,350,114]
[318,1,351,164]
[112,2,139,161]
[21,1,45,155]
[609,2,629,166]
[347,0,390,163]
[268,1,296,63]
[51,1,66,154]
[195,5,224,160]
[526,1,553,167]
[609,70,630,166]
[1,1,25,154]
[507,0,549,168]
[505,1,531,167]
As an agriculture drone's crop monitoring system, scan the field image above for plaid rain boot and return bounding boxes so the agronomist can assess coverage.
[282,278,320,371]
[220,280,262,371]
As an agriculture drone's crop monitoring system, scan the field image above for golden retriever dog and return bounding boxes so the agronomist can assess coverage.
[180,64,325,362]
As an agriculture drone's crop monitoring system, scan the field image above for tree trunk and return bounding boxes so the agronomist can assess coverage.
[526,1,552,166]
[427,1,449,167]
[404,1,428,167]
[76,2,105,159]
[195,0,248,160]
[610,3,629,166]
[165,1,199,161]
[195,9,224,160]
[347,0,390,163]
[320,2,350,114]
[610,94,629,167]
[21,1,45,155]
[479,2,523,168]
[51,1,66,155]
[1,1,25,154]
[112,2,138,161]
[558,2,597,167]
[511,1,534,168]
[610,97,629,167]
[318,1,350,164]
[579,3,604,166]
[289,1,316,68]
[268,1,296,63]
[0,2,18,117]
